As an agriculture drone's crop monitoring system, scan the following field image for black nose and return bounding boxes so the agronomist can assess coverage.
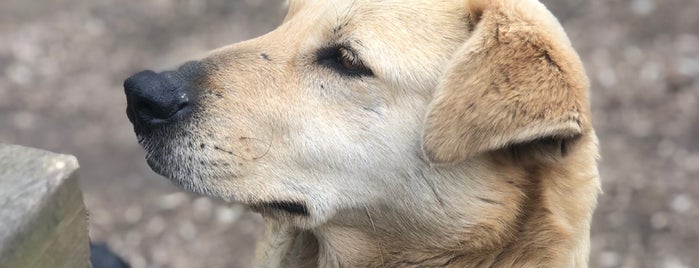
[124,70,192,132]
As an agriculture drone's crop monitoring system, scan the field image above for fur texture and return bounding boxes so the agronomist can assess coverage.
[134,0,601,267]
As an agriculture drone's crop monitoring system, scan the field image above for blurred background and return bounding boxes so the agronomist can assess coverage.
[0,0,697,267]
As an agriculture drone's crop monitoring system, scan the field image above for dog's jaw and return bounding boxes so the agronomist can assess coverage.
[258,141,600,268]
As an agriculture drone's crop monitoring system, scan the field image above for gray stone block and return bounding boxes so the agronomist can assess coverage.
[0,144,89,268]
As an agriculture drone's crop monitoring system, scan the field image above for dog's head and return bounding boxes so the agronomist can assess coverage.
[125,0,591,229]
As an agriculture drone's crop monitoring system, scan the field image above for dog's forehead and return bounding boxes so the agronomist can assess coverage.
[282,0,470,87]
[285,0,466,26]
[280,0,470,55]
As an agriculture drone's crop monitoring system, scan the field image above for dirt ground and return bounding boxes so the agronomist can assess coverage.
[1,0,697,267]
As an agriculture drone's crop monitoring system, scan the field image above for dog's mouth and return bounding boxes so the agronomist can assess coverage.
[137,130,240,189]
[142,147,205,193]
[250,200,310,217]
[144,153,172,179]
[139,135,311,213]
[144,139,312,218]
[133,119,317,220]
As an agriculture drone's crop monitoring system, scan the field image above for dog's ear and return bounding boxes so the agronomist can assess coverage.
[422,0,591,165]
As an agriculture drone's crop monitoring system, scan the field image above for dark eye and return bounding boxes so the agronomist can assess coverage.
[337,47,366,71]
[318,46,373,76]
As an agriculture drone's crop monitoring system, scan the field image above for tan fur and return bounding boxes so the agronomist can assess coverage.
[142,0,601,267]
[423,0,591,164]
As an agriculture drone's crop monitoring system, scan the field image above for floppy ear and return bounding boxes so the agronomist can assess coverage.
[422,0,591,165]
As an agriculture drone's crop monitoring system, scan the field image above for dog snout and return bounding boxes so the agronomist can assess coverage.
[124,70,192,132]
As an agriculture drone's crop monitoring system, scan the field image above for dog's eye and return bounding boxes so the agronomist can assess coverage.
[318,46,373,76]
[338,48,368,72]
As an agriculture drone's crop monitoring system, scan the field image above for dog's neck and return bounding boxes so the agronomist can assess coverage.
[257,139,599,268]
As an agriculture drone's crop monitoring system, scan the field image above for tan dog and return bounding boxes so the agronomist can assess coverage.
[124,0,601,267]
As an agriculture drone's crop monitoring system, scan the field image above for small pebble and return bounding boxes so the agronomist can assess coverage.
[670,195,693,213]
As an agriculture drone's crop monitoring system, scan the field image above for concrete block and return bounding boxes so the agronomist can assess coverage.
[0,144,89,268]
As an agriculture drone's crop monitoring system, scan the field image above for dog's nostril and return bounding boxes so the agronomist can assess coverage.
[136,100,153,113]
[177,101,189,111]
[124,70,192,128]
[135,98,184,120]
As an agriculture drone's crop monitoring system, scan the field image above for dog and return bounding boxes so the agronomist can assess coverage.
[124,0,601,267]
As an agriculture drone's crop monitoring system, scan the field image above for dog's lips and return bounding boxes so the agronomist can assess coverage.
[250,200,310,217]
[144,153,206,195]
[144,152,181,183]
[144,155,165,175]
[138,136,176,176]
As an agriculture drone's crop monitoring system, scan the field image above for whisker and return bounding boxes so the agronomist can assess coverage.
[364,205,386,268]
